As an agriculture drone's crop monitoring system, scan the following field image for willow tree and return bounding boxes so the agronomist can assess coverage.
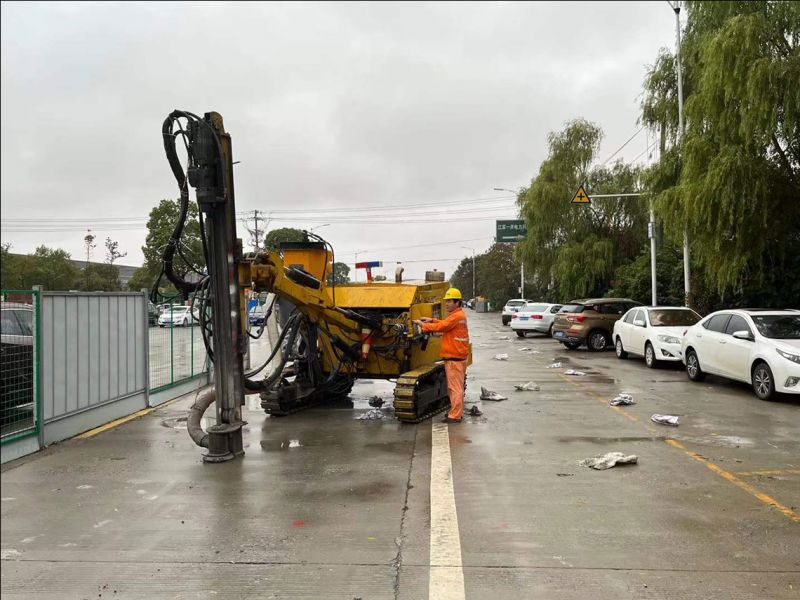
[518,119,648,301]
[642,1,799,304]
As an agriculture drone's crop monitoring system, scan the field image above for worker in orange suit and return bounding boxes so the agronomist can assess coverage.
[413,288,470,423]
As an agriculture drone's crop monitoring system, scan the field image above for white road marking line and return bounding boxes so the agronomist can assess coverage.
[429,423,465,600]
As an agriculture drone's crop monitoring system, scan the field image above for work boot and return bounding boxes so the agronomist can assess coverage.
[441,416,462,424]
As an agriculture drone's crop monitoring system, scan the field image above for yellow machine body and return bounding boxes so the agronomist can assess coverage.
[239,242,471,421]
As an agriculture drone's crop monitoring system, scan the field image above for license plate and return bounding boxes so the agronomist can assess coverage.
[554,331,565,338]
[519,316,528,321]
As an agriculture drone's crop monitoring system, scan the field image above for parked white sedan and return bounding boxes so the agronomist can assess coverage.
[681,309,800,400]
[510,303,563,337]
[614,306,702,367]
[157,306,200,327]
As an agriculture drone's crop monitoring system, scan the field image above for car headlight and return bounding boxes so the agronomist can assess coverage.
[657,335,681,344]
[776,348,800,364]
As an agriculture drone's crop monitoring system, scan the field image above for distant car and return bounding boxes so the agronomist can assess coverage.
[613,306,702,367]
[466,298,476,310]
[551,298,642,351]
[510,302,563,337]
[501,299,531,325]
[157,306,199,327]
[681,309,800,401]
[1,302,34,427]
[249,304,269,326]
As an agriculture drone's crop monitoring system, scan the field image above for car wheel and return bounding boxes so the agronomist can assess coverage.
[644,343,658,368]
[752,362,776,401]
[615,337,628,359]
[548,324,554,337]
[563,341,580,350]
[587,330,609,352]
[516,330,526,338]
[685,349,705,382]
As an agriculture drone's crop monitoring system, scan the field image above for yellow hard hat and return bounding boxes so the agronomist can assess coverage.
[443,288,462,300]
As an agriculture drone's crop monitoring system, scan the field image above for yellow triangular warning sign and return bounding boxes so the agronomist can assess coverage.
[571,185,591,204]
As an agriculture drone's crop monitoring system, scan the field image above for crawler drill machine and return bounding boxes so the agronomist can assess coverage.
[154,110,470,462]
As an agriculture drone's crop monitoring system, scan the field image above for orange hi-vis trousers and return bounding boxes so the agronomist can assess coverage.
[444,359,467,420]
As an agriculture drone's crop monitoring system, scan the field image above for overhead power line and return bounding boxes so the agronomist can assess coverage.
[600,127,644,165]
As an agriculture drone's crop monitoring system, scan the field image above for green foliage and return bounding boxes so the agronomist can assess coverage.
[78,263,122,292]
[137,199,205,292]
[609,246,685,306]
[641,1,800,302]
[450,257,474,299]
[327,261,351,285]
[104,237,127,265]
[474,244,520,310]
[265,227,306,251]
[1,243,25,289]
[0,245,82,291]
[519,119,648,301]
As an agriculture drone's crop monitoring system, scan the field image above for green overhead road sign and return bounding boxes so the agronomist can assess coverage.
[496,219,527,243]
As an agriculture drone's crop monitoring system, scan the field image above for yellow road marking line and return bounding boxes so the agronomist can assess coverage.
[665,439,800,523]
[735,469,800,477]
[558,373,800,524]
[76,396,184,440]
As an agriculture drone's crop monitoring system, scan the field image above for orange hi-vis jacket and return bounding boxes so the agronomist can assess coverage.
[420,307,470,360]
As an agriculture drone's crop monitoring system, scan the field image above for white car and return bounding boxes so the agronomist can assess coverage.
[681,309,800,400]
[510,303,563,337]
[157,306,200,327]
[501,298,531,325]
[614,306,701,367]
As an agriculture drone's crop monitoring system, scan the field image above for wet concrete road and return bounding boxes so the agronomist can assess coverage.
[2,311,799,599]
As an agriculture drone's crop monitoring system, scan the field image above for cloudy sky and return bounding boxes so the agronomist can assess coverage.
[1,1,680,281]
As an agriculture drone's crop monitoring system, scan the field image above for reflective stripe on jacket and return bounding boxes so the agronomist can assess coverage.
[421,308,470,359]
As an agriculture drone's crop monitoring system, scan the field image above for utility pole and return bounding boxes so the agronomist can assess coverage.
[674,1,690,306]
[242,209,265,252]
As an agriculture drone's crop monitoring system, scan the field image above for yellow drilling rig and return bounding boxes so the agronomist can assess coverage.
[153,110,469,462]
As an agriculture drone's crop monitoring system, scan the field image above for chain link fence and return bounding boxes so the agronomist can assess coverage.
[1,290,40,443]
[148,302,209,392]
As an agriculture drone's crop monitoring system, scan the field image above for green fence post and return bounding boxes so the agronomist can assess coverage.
[33,286,42,446]
[169,304,174,385]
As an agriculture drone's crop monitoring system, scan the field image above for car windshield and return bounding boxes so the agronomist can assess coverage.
[648,309,701,327]
[750,315,800,339]
[559,304,585,313]
[523,304,548,312]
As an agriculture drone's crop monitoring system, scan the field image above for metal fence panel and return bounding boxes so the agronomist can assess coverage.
[149,302,209,392]
[41,292,147,425]
[1,291,39,443]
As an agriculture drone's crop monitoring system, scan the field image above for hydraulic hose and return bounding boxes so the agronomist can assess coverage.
[187,387,215,448]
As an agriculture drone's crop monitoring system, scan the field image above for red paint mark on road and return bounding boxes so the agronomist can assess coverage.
[500,523,509,529]
[292,519,305,527]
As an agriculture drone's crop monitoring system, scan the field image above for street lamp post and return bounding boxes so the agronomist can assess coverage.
[309,223,330,233]
[667,0,690,306]
[461,246,476,299]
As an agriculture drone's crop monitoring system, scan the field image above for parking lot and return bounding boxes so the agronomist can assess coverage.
[2,311,798,599]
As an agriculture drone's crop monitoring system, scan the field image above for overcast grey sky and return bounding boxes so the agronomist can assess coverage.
[1,1,679,281]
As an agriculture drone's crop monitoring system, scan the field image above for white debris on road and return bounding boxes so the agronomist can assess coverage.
[579,452,639,470]
[610,393,635,406]
[546,362,563,369]
[514,381,540,391]
[651,414,680,426]
[494,353,510,361]
[480,387,508,401]
[563,369,586,376]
